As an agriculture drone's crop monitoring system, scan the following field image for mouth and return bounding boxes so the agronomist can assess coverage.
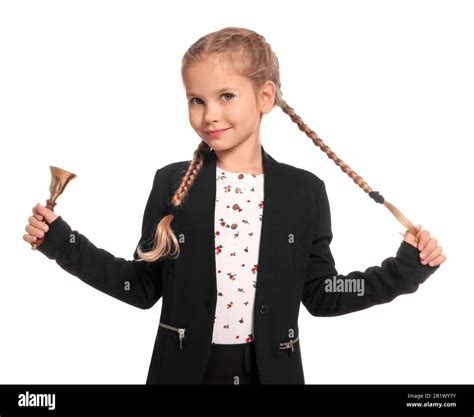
[204,127,232,138]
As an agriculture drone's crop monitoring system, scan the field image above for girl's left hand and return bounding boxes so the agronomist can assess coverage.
[403,225,446,267]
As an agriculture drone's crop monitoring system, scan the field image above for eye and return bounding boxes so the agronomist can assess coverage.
[189,97,203,105]
[222,93,236,101]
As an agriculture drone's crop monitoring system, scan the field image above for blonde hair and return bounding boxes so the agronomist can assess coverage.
[137,27,416,262]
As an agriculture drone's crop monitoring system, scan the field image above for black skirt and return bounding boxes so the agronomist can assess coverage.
[202,341,260,385]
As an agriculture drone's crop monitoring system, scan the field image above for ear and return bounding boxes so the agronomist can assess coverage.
[258,80,276,115]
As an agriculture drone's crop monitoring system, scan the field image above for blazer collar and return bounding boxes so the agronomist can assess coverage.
[201,144,279,173]
[193,144,283,225]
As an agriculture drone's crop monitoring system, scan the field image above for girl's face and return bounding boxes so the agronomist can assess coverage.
[182,57,274,152]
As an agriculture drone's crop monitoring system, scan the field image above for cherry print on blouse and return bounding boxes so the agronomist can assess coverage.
[259,201,264,209]
[227,302,233,309]
[239,317,244,324]
[215,244,223,254]
[227,273,236,281]
[246,335,254,343]
[219,218,226,227]
[251,264,258,274]
[224,185,232,193]
[232,203,243,212]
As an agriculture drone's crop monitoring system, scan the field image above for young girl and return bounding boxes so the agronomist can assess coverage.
[24,27,446,385]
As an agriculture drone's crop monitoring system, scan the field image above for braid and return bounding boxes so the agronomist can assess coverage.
[136,141,210,262]
[171,141,210,207]
[279,100,373,193]
[278,99,418,236]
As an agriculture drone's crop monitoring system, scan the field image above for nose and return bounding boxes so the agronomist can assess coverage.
[203,103,221,124]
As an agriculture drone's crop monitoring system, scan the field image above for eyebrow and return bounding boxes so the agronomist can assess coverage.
[186,87,239,98]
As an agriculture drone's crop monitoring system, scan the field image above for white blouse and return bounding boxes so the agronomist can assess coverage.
[211,165,265,344]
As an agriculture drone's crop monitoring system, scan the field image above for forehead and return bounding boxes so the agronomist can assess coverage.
[183,58,251,95]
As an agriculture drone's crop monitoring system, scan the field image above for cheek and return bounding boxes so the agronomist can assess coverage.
[230,102,259,126]
[188,109,201,128]
[226,104,249,122]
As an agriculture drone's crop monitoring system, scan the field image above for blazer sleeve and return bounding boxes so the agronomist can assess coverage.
[301,180,440,317]
[37,168,171,310]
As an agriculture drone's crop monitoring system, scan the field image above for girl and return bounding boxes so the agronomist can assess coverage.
[24,27,446,385]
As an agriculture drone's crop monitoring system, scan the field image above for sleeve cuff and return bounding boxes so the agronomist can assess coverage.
[396,239,440,284]
[36,216,73,260]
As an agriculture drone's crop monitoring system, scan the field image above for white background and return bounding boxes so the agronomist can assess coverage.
[1,0,472,384]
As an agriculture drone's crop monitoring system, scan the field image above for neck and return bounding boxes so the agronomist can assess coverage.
[215,139,264,174]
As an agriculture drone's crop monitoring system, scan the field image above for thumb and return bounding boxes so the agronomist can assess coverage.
[403,224,422,248]
[403,229,417,247]
[35,203,58,225]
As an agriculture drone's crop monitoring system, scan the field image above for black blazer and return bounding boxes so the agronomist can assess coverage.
[37,145,439,384]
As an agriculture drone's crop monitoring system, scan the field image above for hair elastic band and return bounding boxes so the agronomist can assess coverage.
[369,191,385,204]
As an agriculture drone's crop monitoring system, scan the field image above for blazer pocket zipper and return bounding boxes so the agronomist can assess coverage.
[159,322,186,350]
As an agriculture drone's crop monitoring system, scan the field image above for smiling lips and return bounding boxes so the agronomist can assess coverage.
[205,127,231,134]
[205,127,231,138]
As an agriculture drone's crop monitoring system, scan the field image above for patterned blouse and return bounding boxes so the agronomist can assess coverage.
[212,165,265,344]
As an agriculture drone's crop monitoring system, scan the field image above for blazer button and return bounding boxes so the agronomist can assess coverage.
[259,304,269,315]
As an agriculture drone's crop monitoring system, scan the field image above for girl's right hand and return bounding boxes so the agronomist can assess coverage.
[23,203,59,244]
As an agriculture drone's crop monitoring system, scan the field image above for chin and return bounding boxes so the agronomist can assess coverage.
[199,138,228,151]
[209,141,240,152]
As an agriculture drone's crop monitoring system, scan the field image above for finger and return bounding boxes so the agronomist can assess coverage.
[420,238,438,261]
[25,224,45,239]
[32,205,44,221]
[417,230,431,251]
[428,253,447,267]
[422,245,442,265]
[28,215,49,232]
[403,230,417,247]
[35,203,58,225]
[23,234,37,243]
